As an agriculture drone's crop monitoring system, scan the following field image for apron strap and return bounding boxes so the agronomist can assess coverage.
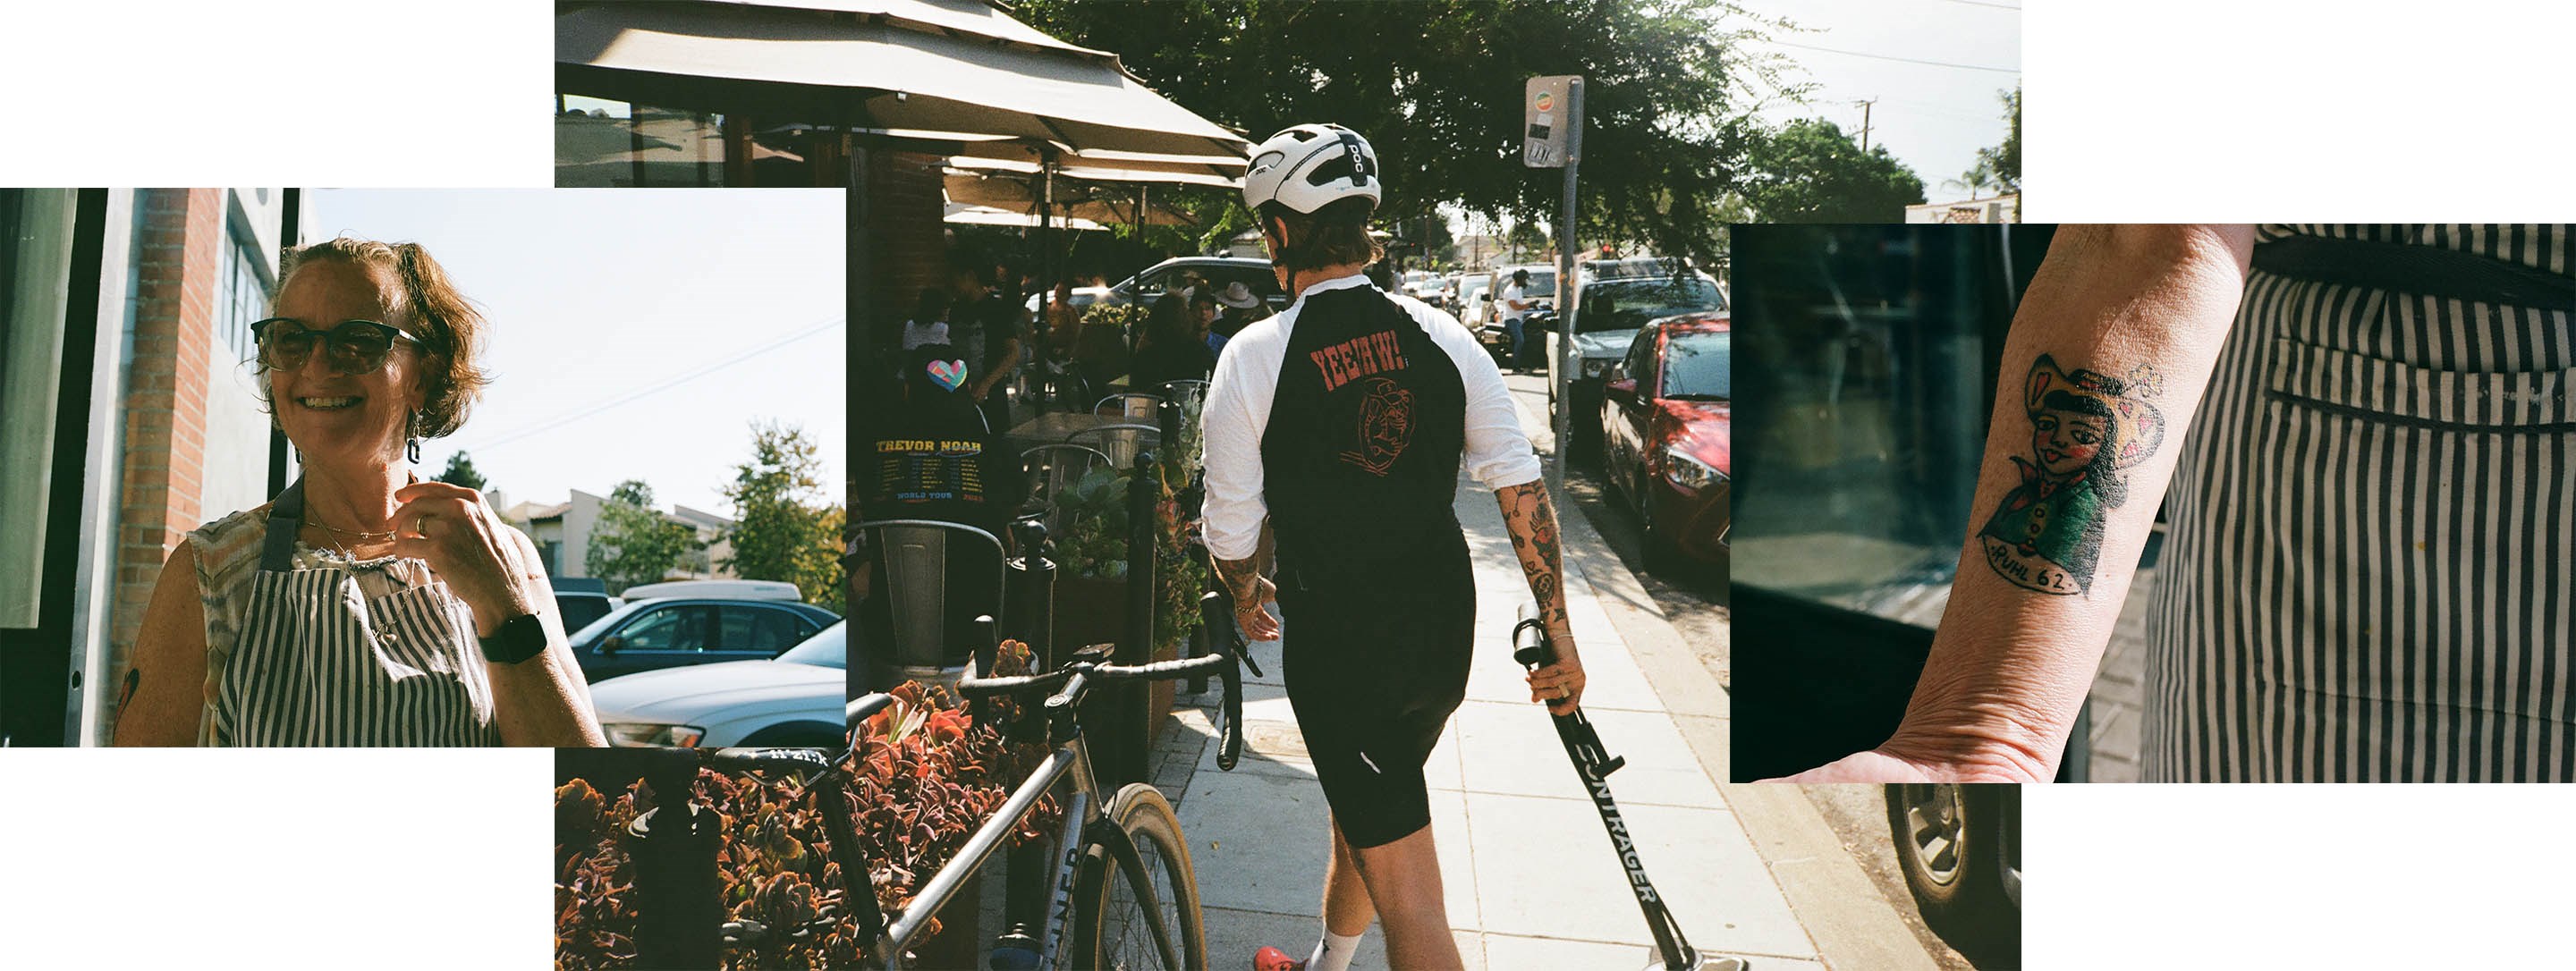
[260,479,306,571]
[2251,234,2575,309]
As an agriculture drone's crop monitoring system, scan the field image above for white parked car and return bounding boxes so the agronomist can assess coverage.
[619,578,805,602]
[591,621,850,747]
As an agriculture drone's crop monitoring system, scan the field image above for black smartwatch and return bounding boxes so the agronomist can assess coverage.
[479,612,549,664]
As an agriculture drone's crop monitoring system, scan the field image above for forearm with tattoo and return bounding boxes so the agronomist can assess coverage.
[1974,355,2166,596]
[1496,480,1570,634]
[1213,553,1264,609]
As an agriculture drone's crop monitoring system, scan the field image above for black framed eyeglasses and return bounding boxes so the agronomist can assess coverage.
[248,318,422,376]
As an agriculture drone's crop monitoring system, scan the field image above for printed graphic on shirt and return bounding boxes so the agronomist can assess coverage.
[1340,376,1416,475]
[876,437,989,502]
[1310,329,1410,393]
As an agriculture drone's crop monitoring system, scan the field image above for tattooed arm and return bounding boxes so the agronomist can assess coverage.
[1212,547,1280,641]
[1781,224,2256,782]
[114,542,209,746]
[1498,479,1585,714]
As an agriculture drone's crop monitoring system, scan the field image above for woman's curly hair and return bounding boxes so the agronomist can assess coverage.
[260,236,490,438]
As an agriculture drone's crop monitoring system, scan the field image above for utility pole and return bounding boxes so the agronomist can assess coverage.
[1858,97,1877,153]
[1522,74,1582,494]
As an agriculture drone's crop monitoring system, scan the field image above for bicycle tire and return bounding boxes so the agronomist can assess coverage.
[1067,782,1206,970]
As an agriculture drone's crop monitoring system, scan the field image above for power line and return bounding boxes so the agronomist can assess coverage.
[469,316,846,450]
[1769,38,2021,74]
[1938,0,2021,10]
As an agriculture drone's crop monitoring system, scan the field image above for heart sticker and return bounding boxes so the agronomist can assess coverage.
[927,359,968,391]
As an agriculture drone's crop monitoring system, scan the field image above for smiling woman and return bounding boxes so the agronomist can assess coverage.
[111,237,608,747]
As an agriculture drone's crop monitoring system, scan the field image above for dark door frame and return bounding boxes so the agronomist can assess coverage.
[0,189,109,747]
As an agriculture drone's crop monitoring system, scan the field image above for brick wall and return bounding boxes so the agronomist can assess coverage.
[107,189,224,722]
[860,148,953,353]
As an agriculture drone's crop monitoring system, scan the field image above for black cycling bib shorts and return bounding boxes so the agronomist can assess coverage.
[1259,282,1480,849]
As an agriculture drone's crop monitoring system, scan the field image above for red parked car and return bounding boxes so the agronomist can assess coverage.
[1600,312,1730,570]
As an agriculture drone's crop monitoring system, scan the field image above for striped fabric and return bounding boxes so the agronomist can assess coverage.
[190,505,503,747]
[2142,224,2575,781]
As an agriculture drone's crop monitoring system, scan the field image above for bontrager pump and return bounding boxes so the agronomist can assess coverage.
[1513,602,1750,971]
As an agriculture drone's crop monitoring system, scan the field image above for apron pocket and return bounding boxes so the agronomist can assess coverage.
[2264,335,2576,432]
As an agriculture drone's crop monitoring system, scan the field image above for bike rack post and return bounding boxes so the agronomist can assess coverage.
[1095,449,1158,788]
[630,748,721,970]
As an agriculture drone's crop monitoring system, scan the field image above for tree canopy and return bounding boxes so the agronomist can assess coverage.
[434,450,487,492]
[1011,0,1798,270]
[1978,88,2021,193]
[585,480,704,595]
[1733,119,1926,223]
[719,422,847,613]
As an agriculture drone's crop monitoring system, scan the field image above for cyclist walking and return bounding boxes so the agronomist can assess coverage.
[1202,123,1587,971]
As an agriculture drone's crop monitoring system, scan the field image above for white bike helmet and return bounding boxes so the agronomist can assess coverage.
[1242,123,1381,215]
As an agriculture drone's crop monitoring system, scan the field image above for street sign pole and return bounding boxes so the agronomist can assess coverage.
[1550,78,1582,495]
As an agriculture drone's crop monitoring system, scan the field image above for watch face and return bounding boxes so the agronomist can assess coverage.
[485,613,548,663]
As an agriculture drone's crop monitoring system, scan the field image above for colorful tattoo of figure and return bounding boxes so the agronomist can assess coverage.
[1977,355,2165,595]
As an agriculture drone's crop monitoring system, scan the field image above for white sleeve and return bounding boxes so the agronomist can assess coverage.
[1406,299,1544,490]
[1199,317,1284,561]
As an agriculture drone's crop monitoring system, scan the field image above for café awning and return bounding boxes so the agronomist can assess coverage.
[946,172,1196,226]
[556,0,1250,161]
[944,203,1108,231]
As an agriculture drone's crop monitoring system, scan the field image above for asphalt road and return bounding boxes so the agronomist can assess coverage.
[1502,372,1731,690]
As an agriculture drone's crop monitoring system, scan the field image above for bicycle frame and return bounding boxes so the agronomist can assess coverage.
[866,742,1089,966]
[850,639,1239,970]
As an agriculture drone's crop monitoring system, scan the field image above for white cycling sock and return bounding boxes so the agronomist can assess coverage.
[1306,930,1362,971]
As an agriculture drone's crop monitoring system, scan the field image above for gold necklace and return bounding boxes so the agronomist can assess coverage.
[309,514,396,542]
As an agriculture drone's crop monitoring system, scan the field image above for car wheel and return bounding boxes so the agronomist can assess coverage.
[1886,783,2021,958]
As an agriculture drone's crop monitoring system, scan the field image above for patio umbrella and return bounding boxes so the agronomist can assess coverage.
[557,0,1249,160]
[559,0,1250,367]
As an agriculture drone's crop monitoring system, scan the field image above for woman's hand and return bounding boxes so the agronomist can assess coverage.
[1762,747,2045,783]
[391,481,544,636]
[1526,633,1586,715]
[1234,575,1280,641]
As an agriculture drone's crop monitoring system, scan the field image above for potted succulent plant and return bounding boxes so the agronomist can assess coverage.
[555,643,1056,970]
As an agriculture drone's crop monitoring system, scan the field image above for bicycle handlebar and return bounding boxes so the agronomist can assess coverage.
[958,645,1245,771]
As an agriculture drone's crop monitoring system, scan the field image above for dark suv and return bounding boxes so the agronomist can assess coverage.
[570,597,841,683]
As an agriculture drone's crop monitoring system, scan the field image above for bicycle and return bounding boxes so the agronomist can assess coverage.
[601,630,1241,971]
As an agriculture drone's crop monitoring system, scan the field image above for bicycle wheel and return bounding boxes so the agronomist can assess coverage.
[1068,782,1206,970]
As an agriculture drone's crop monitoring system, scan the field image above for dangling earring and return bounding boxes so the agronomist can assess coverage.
[406,410,422,465]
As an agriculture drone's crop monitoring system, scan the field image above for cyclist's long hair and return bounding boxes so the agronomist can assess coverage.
[1258,198,1383,271]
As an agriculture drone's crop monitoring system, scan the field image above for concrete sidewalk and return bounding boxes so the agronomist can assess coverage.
[1140,459,1937,968]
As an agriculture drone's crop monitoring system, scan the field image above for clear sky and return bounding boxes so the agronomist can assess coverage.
[1741,0,2021,202]
[308,190,846,519]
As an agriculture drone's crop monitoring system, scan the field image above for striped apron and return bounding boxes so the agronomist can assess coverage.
[2143,224,2575,781]
[215,480,504,747]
